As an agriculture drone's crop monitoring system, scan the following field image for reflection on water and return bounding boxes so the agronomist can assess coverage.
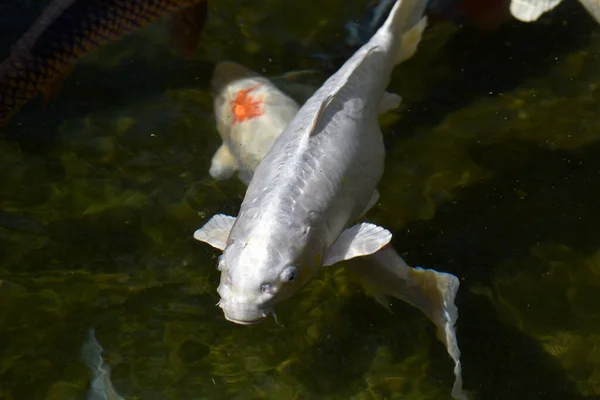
[1,0,600,399]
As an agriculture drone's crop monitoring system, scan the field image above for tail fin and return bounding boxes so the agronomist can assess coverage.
[407,266,467,400]
[344,246,468,400]
[379,0,429,65]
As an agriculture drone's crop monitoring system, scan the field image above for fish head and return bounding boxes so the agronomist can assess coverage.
[211,61,261,94]
[216,234,317,325]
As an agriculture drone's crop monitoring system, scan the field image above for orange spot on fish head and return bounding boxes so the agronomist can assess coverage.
[230,84,265,125]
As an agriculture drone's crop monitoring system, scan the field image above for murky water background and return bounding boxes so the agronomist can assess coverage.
[1,1,600,399]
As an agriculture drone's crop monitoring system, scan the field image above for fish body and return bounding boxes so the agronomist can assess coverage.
[0,0,208,127]
[206,61,467,399]
[194,0,428,325]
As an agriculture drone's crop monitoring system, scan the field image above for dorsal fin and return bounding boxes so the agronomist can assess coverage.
[306,93,334,138]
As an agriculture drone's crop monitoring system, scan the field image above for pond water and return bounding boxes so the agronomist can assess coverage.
[1,1,600,399]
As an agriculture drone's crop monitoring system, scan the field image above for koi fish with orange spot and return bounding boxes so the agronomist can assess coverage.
[0,0,209,128]
[210,61,301,185]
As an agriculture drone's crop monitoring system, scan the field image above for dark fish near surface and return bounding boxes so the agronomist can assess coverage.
[0,0,208,128]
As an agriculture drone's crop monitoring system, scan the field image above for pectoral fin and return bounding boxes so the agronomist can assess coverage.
[193,214,236,250]
[307,94,334,138]
[323,223,392,266]
[209,144,238,181]
[343,246,467,400]
[378,92,402,114]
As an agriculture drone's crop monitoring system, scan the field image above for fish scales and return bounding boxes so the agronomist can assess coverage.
[0,0,205,127]
[248,49,389,213]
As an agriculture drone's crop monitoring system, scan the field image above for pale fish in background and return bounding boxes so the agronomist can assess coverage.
[209,61,403,185]
[510,0,600,22]
[209,61,302,185]
[81,328,124,400]
[207,62,466,400]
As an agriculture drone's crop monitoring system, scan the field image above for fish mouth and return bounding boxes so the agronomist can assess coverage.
[218,300,269,325]
[218,300,279,325]
[223,314,262,325]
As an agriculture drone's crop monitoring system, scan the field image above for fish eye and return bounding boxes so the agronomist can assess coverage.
[281,266,297,283]
[261,283,273,294]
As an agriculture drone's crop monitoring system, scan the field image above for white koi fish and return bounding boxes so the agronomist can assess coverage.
[194,0,428,322]
[207,61,466,400]
[209,61,302,185]
[81,328,124,400]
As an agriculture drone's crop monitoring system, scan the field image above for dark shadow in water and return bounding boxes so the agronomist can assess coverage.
[385,1,597,148]
[365,139,600,398]
[289,294,424,395]
[289,290,587,399]
[0,5,215,154]
[454,292,588,400]
[395,138,600,284]
[1,55,214,154]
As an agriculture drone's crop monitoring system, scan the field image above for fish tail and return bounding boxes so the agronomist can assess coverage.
[344,246,468,400]
[379,0,429,65]
[405,267,467,399]
[0,0,206,128]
